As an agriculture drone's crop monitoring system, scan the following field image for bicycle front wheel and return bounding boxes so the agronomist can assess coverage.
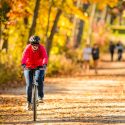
[33,85,37,121]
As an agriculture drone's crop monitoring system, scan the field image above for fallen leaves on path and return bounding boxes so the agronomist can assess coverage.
[1,76,125,125]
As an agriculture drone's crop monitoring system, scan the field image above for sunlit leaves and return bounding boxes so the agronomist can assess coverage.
[89,0,100,3]
[107,0,118,8]
[6,0,31,19]
[81,0,89,4]
[64,0,88,21]
[123,10,125,18]
[1,0,33,27]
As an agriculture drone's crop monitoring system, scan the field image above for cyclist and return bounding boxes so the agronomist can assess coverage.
[21,35,48,110]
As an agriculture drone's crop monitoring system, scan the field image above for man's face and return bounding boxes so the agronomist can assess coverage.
[31,44,39,50]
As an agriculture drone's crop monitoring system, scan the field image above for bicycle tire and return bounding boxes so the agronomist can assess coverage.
[33,85,37,121]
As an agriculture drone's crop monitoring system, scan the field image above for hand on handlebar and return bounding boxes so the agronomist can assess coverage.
[21,64,26,70]
[43,64,47,69]
[37,64,47,70]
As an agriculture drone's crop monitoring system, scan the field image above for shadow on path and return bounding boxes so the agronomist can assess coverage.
[2,115,125,124]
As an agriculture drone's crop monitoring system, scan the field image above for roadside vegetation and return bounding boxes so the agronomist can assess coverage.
[0,0,125,84]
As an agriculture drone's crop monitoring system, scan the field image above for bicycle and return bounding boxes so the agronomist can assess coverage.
[32,67,45,121]
[32,77,38,121]
[21,67,45,121]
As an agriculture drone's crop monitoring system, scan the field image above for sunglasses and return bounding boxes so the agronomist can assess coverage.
[31,44,39,46]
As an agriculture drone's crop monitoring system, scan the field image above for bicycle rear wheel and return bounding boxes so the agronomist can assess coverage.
[33,85,37,121]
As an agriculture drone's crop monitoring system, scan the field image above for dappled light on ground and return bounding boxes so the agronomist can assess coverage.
[1,61,125,124]
[1,75,125,124]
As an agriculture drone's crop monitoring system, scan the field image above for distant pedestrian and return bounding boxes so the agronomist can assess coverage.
[83,44,92,73]
[92,43,100,74]
[109,41,115,61]
[116,41,124,61]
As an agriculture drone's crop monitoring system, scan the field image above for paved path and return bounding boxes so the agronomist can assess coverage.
[77,54,125,76]
[0,60,125,125]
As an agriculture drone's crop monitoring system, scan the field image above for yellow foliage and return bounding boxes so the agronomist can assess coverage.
[89,0,100,3]
[123,10,125,18]
[0,0,122,84]
[64,2,88,21]
[89,0,118,8]
[107,0,118,8]
[81,0,89,3]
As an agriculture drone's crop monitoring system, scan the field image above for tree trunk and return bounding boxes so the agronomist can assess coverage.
[2,38,8,52]
[46,0,65,57]
[119,14,122,25]
[70,0,82,48]
[0,14,2,50]
[2,24,8,52]
[27,0,41,43]
[46,10,62,57]
[75,20,84,48]
[101,5,107,21]
[22,17,28,47]
[45,0,54,41]
[106,8,111,25]
[70,1,89,48]
[88,3,96,44]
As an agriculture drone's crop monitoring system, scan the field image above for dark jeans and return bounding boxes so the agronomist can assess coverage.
[118,52,122,61]
[110,51,114,61]
[24,69,45,103]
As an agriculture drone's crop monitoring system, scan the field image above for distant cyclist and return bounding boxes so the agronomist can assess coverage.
[21,35,48,110]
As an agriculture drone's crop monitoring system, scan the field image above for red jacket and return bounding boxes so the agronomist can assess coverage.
[21,44,48,69]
